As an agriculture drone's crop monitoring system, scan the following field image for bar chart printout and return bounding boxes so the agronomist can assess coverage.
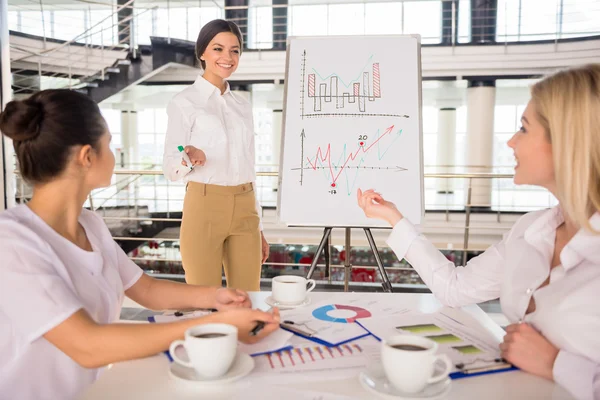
[253,343,371,373]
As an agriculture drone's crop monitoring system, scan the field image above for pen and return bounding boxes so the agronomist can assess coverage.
[250,321,265,336]
[280,321,314,337]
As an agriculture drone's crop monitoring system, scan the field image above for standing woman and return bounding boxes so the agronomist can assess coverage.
[163,19,268,291]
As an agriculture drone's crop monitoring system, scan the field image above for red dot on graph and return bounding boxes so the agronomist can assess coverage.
[360,142,364,146]
[331,183,336,188]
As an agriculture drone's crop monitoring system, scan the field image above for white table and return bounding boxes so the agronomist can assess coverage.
[80,292,574,400]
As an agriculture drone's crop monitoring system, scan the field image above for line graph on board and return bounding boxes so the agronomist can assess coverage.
[300,50,410,119]
[293,125,408,195]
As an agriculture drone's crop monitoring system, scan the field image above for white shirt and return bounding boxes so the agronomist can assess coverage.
[162,75,263,229]
[387,207,600,400]
[0,206,143,400]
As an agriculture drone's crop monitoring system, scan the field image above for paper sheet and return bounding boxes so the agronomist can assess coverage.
[238,328,294,356]
[252,336,380,375]
[279,296,410,345]
[359,311,507,373]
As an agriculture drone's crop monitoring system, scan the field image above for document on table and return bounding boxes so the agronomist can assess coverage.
[252,336,380,374]
[238,328,294,356]
[278,294,412,347]
[358,309,513,376]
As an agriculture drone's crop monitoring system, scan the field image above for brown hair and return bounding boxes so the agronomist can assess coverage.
[195,19,243,69]
[0,89,107,184]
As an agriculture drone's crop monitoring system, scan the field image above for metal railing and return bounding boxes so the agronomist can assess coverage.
[7,0,158,96]
[12,165,556,288]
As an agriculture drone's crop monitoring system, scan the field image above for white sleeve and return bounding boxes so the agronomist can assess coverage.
[115,242,144,290]
[163,100,191,182]
[247,109,263,231]
[85,210,144,290]
[386,218,506,307]
[553,351,600,400]
[0,236,82,342]
[552,303,600,400]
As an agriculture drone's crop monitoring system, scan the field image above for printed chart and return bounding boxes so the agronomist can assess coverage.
[312,304,372,323]
[360,311,509,373]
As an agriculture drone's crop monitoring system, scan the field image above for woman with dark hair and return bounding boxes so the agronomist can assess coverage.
[0,89,280,400]
[162,19,269,291]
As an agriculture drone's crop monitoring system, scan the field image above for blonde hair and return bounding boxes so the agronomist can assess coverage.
[531,64,600,233]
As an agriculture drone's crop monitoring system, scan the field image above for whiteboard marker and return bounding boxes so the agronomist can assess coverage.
[178,145,194,171]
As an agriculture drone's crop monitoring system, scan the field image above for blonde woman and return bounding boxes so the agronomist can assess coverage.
[357,64,600,400]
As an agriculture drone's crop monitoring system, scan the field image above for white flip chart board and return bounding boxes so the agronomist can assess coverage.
[278,35,424,227]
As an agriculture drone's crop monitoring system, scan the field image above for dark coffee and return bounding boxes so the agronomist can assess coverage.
[280,281,297,284]
[391,344,427,351]
[193,333,227,339]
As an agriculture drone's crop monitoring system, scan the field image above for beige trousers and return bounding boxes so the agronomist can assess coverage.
[180,182,261,291]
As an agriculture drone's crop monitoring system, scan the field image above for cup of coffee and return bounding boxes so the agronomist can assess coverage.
[169,323,238,378]
[381,335,452,394]
[271,275,316,304]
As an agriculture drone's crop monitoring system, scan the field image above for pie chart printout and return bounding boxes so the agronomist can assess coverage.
[312,304,372,323]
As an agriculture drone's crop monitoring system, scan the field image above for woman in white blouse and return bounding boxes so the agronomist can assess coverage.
[162,19,268,291]
[0,89,280,400]
[357,64,600,400]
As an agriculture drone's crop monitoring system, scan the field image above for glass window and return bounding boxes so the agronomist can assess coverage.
[457,0,470,43]
[54,11,86,41]
[248,6,273,49]
[403,1,442,44]
[136,8,154,45]
[519,0,559,41]
[138,110,155,134]
[89,10,117,46]
[422,106,438,134]
[289,5,328,36]
[100,109,122,134]
[169,8,188,40]
[20,11,52,37]
[365,3,403,35]
[155,109,168,133]
[8,11,19,31]
[498,0,560,41]
[494,105,517,132]
[422,133,437,166]
[328,4,365,36]
[155,8,169,39]
[561,0,600,39]
[188,7,224,40]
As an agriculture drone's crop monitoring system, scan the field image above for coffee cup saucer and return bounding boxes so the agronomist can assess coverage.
[265,295,311,309]
[359,361,451,399]
[168,352,254,386]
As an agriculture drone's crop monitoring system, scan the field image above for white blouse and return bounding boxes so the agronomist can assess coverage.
[386,206,600,400]
[0,206,143,400]
[162,75,262,229]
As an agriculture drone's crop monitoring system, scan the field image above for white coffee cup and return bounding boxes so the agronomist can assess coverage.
[271,275,316,304]
[381,335,452,394]
[169,323,238,378]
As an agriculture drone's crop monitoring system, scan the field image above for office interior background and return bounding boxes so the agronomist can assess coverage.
[1,0,599,292]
